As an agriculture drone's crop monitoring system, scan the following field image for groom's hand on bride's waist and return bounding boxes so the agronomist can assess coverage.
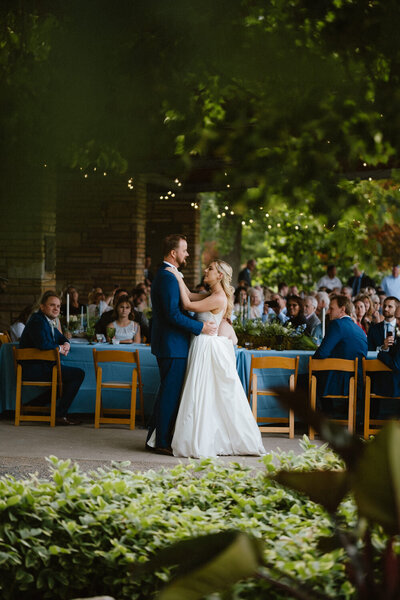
[202,321,218,336]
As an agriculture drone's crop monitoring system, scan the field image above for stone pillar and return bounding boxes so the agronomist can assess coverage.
[56,174,147,300]
[0,167,56,330]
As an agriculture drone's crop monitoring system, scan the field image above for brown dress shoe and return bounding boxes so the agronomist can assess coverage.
[56,417,82,426]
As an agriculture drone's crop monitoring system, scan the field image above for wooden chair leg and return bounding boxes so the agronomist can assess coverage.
[129,370,137,430]
[50,366,57,427]
[15,365,22,426]
[347,377,355,434]
[252,373,258,422]
[364,376,371,439]
[289,409,294,439]
[95,367,102,428]
[309,376,317,440]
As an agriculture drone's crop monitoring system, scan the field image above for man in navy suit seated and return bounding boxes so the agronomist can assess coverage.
[19,291,85,425]
[313,294,368,414]
[368,296,398,351]
[376,304,400,402]
[146,234,217,454]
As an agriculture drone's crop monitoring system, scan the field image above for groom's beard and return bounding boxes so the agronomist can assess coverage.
[177,259,187,269]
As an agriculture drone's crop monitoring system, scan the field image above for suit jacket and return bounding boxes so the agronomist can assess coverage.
[19,310,69,376]
[347,273,375,295]
[150,264,203,358]
[238,267,251,286]
[367,321,386,351]
[314,316,368,397]
[377,341,400,396]
[305,312,321,336]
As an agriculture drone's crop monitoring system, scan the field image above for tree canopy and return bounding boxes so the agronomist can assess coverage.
[2,0,400,222]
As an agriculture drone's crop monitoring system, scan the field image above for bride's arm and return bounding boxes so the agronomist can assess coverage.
[179,279,210,301]
[167,269,224,313]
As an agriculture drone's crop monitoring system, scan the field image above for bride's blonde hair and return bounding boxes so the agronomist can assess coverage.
[212,259,235,318]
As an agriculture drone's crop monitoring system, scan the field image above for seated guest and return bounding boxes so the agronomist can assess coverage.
[313,294,368,412]
[370,294,383,324]
[278,281,289,299]
[315,291,330,318]
[233,286,248,314]
[132,287,148,312]
[10,304,35,342]
[377,304,400,399]
[317,265,342,291]
[368,297,399,351]
[19,291,85,425]
[109,297,141,343]
[60,286,85,316]
[264,293,289,324]
[248,287,264,319]
[95,289,150,341]
[303,296,322,340]
[286,295,307,329]
[88,291,111,318]
[354,298,368,333]
[341,286,353,300]
[218,318,238,346]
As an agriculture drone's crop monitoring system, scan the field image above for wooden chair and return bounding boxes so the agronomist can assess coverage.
[248,355,299,438]
[13,347,62,427]
[308,357,358,439]
[0,332,11,344]
[92,349,144,429]
[362,358,400,439]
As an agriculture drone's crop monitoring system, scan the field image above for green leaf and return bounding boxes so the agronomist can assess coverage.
[352,421,400,534]
[147,532,264,600]
[273,470,350,513]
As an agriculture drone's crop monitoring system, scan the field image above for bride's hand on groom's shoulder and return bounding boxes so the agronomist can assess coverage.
[165,267,179,279]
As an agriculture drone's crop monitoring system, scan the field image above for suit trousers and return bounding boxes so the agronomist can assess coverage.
[22,363,85,417]
[146,357,187,449]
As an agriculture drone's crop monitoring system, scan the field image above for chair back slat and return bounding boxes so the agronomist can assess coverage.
[14,348,59,362]
[93,349,137,366]
[250,355,298,371]
[362,357,392,375]
[309,357,358,373]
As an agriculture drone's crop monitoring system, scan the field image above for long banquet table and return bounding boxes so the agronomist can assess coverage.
[0,341,383,421]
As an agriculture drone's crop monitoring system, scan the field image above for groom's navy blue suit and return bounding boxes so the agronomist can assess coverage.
[147,263,203,449]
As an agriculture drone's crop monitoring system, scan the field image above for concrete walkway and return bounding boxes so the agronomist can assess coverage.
[0,415,321,479]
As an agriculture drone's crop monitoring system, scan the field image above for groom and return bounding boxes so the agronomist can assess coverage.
[146,234,217,455]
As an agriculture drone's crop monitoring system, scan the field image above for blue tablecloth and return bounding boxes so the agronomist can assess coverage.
[0,341,384,421]
[0,341,160,418]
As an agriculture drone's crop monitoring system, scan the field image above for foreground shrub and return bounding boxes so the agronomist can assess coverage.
[0,439,382,599]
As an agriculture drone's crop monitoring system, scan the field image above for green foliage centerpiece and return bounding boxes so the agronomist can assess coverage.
[233,318,317,351]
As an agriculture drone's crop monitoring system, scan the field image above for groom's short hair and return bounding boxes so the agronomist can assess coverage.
[163,234,187,257]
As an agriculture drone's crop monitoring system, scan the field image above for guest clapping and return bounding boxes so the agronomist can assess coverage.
[109,297,141,343]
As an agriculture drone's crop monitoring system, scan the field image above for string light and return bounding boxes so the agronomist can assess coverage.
[230,210,234,215]
[171,193,175,197]
[265,213,269,217]
[226,184,230,188]
[103,172,107,176]
[268,224,272,229]
[93,167,97,171]
[217,214,222,219]
[224,205,229,210]
[43,164,47,168]
[249,219,254,224]
[84,174,88,178]
[363,162,367,167]
[241,220,246,225]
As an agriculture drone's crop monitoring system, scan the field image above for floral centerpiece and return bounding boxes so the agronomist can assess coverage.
[233,318,318,350]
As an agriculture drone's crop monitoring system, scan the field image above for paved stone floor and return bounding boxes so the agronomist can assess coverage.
[0,414,321,479]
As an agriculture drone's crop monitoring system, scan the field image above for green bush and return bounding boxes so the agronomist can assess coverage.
[0,441,385,599]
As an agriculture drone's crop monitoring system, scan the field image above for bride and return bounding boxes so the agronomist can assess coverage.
[166,259,265,458]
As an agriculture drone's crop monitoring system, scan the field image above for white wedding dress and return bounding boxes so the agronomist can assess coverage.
[171,310,265,458]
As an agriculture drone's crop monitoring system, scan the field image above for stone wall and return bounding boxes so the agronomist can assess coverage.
[146,193,201,286]
[0,168,56,330]
[56,174,147,301]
